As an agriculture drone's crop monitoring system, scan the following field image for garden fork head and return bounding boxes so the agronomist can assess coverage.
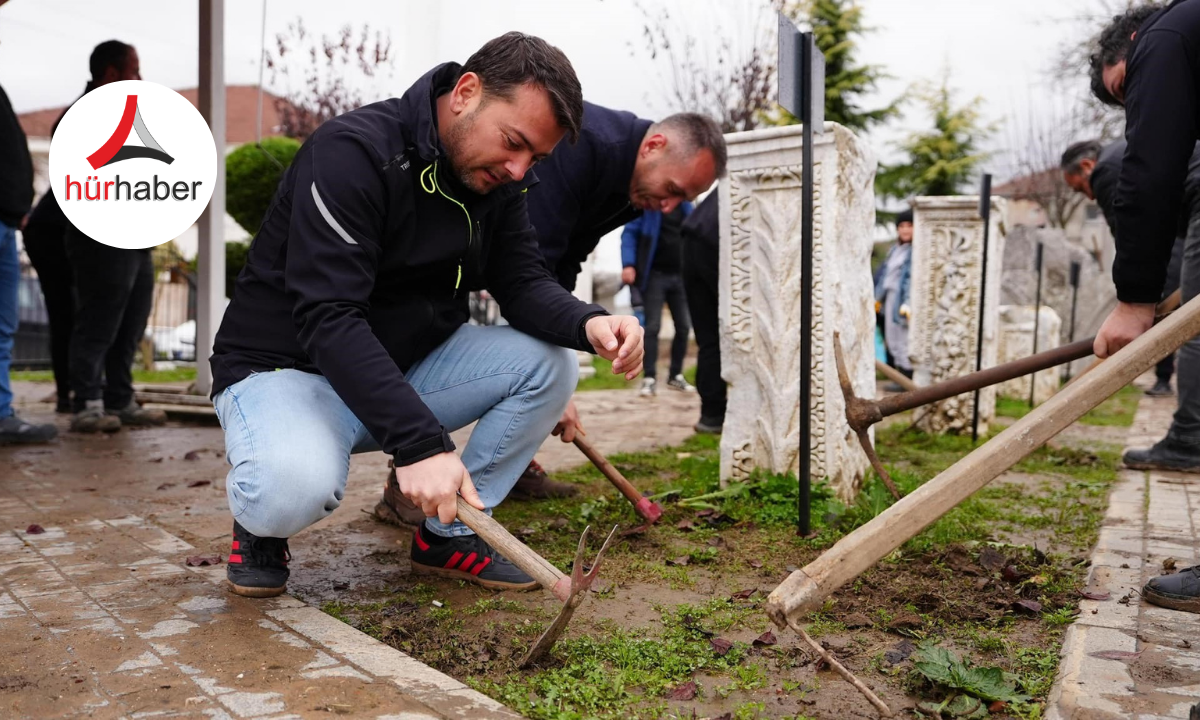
[520,524,618,668]
[833,332,902,501]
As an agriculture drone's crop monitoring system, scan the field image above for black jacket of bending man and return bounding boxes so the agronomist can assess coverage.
[1093,139,1200,236]
[211,63,607,468]
[526,101,652,290]
[1112,0,1200,303]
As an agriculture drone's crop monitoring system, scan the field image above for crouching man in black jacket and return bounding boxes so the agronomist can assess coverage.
[209,33,643,598]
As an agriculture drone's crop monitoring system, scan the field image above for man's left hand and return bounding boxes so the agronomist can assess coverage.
[551,399,584,443]
[585,315,644,380]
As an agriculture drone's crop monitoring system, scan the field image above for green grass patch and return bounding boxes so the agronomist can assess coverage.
[11,366,198,385]
[577,356,636,391]
[1078,384,1140,426]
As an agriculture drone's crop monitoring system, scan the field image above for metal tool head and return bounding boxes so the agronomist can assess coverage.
[833,332,902,501]
[520,524,619,668]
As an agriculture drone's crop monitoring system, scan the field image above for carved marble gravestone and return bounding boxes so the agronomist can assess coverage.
[718,123,876,500]
[996,305,1062,405]
[908,196,1006,435]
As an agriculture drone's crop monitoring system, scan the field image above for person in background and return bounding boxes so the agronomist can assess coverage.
[1060,138,1192,398]
[58,40,166,434]
[874,208,914,384]
[0,75,56,445]
[681,191,724,433]
[623,203,696,396]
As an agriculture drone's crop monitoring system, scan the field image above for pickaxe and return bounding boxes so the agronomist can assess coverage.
[573,436,663,527]
[453,498,616,667]
[839,290,1183,499]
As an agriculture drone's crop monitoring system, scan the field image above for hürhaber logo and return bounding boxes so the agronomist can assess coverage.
[48,80,217,250]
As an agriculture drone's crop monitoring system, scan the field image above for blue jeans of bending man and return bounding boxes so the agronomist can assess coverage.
[0,221,19,419]
[213,324,578,539]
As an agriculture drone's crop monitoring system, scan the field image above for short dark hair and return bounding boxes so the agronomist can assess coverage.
[460,32,583,143]
[1089,4,1160,106]
[652,113,729,178]
[1060,140,1103,173]
[90,40,133,82]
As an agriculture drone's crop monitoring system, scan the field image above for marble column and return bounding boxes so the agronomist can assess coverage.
[908,196,1007,435]
[718,123,876,499]
[996,305,1063,405]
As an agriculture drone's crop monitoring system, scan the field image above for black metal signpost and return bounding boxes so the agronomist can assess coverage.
[971,174,993,443]
[1029,241,1044,408]
[778,14,824,535]
[1065,261,1082,381]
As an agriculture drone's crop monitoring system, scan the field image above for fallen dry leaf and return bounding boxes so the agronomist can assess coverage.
[24,524,44,535]
[884,639,916,666]
[709,637,733,656]
[1080,590,1111,601]
[978,545,1006,572]
[664,680,697,701]
[156,483,174,491]
[183,451,201,461]
[1163,557,1178,573]
[185,555,222,567]
[675,519,695,531]
[332,581,349,590]
[753,631,777,647]
[1012,599,1043,614]
[667,555,690,567]
[748,559,763,569]
[187,480,211,488]
[731,588,756,600]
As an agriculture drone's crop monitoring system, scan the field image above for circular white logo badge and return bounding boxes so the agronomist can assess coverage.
[48,80,217,250]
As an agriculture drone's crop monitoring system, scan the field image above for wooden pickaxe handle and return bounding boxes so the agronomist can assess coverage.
[454,497,571,601]
[573,436,663,523]
[768,293,1200,627]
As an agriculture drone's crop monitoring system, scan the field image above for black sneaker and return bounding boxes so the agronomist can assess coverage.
[1123,435,1200,473]
[1147,379,1175,397]
[226,521,290,598]
[1144,566,1200,613]
[410,523,538,592]
[693,416,723,435]
[0,414,57,445]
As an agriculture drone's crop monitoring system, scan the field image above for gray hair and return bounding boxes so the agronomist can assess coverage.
[1060,139,1103,173]
[651,113,728,177]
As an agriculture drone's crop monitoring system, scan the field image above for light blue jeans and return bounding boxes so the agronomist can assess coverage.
[0,221,19,419]
[213,324,578,539]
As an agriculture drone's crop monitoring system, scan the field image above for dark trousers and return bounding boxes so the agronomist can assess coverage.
[641,269,690,380]
[22,223,74,407]
[1173,211,1200,443]
[1157,235,1185,383]
[65,227,154,411]
[682,238,725,422]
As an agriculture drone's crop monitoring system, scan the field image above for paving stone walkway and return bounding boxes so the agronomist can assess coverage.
[1048,387,1200,719]
[0,382,700,719]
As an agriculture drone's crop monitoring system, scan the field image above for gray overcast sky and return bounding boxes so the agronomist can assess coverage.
[1,0,1107,177]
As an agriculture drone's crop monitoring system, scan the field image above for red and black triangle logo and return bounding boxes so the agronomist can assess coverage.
[87,95,174,169]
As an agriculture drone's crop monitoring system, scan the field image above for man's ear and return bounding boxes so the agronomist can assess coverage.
[450,72,483,115]
[642,132,668,158]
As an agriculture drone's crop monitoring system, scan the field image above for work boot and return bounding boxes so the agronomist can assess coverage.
[0,414,57,445]
[640,377,657,397]
[510,459,579,500]
[667,374,697,393]
[1123,435,1200,473]
[1144,565,1200,614]
[1147,379,1175,397]
[410,522,537,591]
[70,402,121,434]
[226,521,290,598]
[107,401,167,427]
[694,416,723,435]
[373,464,426,527]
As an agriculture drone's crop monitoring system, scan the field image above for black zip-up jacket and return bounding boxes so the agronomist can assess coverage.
[525,102,652,290]
[1093,138,1200,238]
[211,63,607,467]
[0,84,33,228]
[1113,0,1200,303]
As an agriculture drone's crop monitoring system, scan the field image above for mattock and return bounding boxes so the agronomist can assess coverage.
[834,290,1183,501]
[454,498,617,667]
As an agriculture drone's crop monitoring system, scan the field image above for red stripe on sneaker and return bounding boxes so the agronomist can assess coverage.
[413,528,430,552]
[231,540,239,550]
[228,553,242,564]
[470,558,491,576]
[444,551,463,569]
[458,552,478,571]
